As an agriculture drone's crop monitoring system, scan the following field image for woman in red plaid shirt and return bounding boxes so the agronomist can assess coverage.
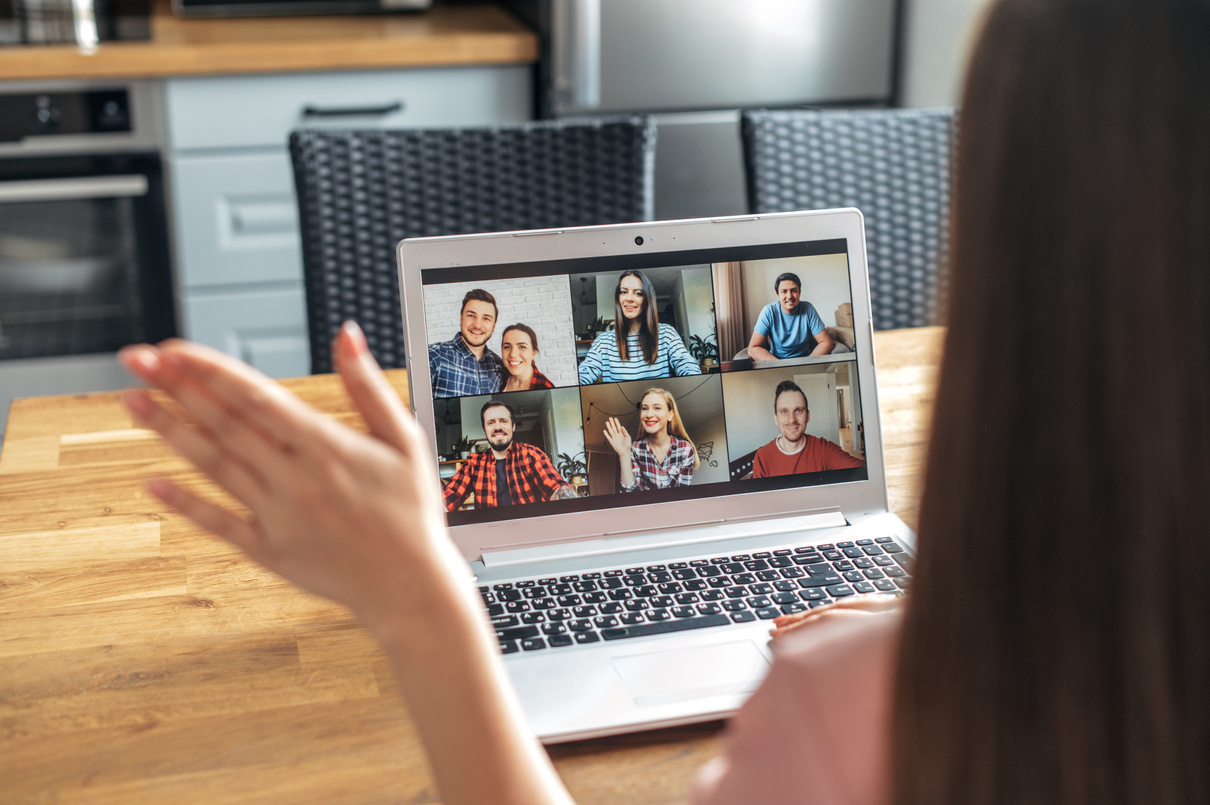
[603,387,700,493]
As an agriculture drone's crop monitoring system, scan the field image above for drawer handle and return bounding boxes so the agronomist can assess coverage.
[300,101,404,118]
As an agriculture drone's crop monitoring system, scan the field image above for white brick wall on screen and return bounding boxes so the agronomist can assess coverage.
[424,276,578,389]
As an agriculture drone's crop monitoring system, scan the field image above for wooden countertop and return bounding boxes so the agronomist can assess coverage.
[0,326,944,803]
[0,1,537,81]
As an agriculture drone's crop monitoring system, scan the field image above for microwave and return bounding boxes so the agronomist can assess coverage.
[172,0,429,17]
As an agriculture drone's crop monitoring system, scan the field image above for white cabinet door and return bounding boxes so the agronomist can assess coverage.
[166,66,532,151]
[170,150,301,289]
[182,286,311,378]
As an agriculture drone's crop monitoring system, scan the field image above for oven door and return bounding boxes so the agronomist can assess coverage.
[0,152,176,436]
[0,152,176,360]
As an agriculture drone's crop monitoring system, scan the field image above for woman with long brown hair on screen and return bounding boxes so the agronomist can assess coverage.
[119,0,1210,801]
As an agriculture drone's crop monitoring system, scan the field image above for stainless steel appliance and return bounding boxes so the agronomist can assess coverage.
[0,0,151,47]
[505,0,903,220]
[0,80,176,437]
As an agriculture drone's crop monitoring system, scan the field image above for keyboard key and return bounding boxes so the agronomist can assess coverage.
[893,553,915,573]
[772,592,798,605]
[522,586,548,598]
[531,598,556,610]
[755,608,780,620]
[798,573,843,588]
[623,599,649,611]
[698,565,723,577]
[686,580,710,591]
[773,549,792,556]
[780,602,807,614]
[857,539,874,545]
[517,580,536,588]
[854,558,875,569]
[781,567,805,579]
[574,632,601,644]
[505,601,530,613]
[768,556,792,568]
[675,592,700,604]
[499,639,520,654]
[885,566,907,577]
[594,615,619,628]
[873,579,896,592]
[600,614,731,640]
[834,561,854,571]
[722,599,748,611]
[521,612,545,624]
[750,583,773,595]
[874,556,895,566]
[600,603,623,615]
[854,581,877,594]
[753,552,771,559]
[497,625,540,641]
[843,547,863,558]
[757,570,781,581]
[730,554,751,561]
[822,550,843,561]
[725,586,748,598]
[696,603,723,615]
[648,609,671,621]
[799,588,827,601]
[521,637,546,651]
[837,541,854,548]
[722,562,745,574]
[733,573,757,585]
[744,559,769,571]
[863,545,885,556]
[646,564,666,572]
[883,542,906,554]
[875,536,893,543]
[826,584,856,597]
[844,571,864,583]
[542,623,567,635]
[620,612,646,624]
[549,634,573,648]
[895,577,911,590]
[701,590,724,601]
[569,619,594,631]
[650,596,674,608]
[809,599,834,608]
[572,605,597,618]
[730,611,757,623]
[487,603,504,617]
[671,606,696,618]
[864,568,886,579]
[498,589,522,602]
[746,596,773,608]
[557,594,581,607]
[573,580,598,592]
[604,570,623,577]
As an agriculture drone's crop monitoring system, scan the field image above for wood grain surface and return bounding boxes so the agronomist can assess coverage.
[0,1,537,81]
[0,326,943,804]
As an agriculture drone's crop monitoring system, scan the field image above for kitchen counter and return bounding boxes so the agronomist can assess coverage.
[0,1,537,81]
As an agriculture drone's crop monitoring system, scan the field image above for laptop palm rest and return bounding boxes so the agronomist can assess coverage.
[613,641,768,706]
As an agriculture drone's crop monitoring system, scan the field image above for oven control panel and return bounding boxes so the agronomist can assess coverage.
[0,89,132,143]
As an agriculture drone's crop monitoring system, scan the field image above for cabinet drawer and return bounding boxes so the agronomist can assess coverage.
[181,286,310,379]
[165,66,531,151]
[170,151,300,289]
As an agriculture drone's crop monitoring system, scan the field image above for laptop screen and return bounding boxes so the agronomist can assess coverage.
[420,237,869,529]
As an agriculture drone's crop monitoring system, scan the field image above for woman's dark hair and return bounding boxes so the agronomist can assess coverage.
[501,323,539,353]
[893,1,1210,804]
[614,270,660,364]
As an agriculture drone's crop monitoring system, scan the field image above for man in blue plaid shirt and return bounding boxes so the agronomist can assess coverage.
[429,289,508,398]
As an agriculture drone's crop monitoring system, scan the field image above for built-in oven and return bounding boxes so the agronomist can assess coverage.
[0,80,176,437]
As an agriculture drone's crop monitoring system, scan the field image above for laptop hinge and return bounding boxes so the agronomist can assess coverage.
[480,508,848,569]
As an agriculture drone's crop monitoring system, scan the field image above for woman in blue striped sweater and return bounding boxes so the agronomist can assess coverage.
[577,270,702,384]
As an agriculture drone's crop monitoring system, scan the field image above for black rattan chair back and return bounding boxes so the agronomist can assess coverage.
[290,116,656,373]
[741,107,955,330]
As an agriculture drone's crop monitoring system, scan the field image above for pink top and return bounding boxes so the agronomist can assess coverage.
[691,608,902,805]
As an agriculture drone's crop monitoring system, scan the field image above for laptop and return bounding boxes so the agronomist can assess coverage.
[396,209,916,742]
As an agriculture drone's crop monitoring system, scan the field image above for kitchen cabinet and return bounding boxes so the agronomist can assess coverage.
[165,65,531,377]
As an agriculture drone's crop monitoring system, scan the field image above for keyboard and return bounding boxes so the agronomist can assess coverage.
[479,537,913,654]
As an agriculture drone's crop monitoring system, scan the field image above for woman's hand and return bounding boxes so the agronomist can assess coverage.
[119,321,459,640]
[603,416,632,457]
[770,594,902,640]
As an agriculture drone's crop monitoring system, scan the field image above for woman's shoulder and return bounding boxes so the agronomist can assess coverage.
[672,435,695,453]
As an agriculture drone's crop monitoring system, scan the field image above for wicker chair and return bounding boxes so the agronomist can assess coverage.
[289,116,657,374]
[741,107,956,330]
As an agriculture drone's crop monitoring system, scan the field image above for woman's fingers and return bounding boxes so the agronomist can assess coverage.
[127,340,330,463]
[770,594,901,639]
[332,322,415,454]
[125,389,268,508]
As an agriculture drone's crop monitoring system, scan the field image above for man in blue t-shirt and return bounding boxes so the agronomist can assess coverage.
[747,272,835,361]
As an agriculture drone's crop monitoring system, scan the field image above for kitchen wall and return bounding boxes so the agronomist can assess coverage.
[900,0,993,107]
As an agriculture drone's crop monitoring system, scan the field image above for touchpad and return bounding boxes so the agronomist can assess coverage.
[612,641,769,706]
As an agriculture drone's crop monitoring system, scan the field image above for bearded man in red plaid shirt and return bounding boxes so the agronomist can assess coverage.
[443,400,578,511]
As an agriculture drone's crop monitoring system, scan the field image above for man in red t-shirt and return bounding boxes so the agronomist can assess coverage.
[752,380,864,478]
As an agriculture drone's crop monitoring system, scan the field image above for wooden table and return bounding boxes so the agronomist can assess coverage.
[0,326,943,804]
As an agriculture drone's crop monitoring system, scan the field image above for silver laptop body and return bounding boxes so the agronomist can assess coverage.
[397,209,915,742]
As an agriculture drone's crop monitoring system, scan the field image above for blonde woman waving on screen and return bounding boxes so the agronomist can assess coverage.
[603,387,700,493]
